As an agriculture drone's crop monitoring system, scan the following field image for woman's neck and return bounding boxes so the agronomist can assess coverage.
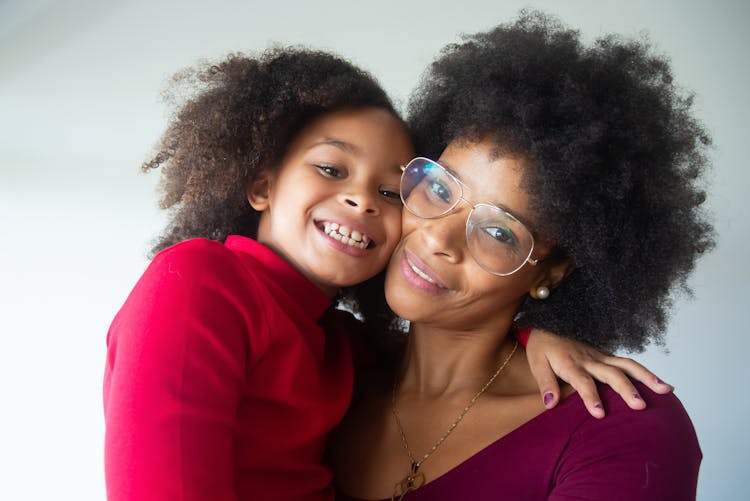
[396,321,518,398]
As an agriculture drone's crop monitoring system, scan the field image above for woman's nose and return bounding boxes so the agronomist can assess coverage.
[415,210,466,262]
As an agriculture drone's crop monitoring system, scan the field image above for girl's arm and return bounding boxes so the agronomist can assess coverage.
[520,328,673,418]
[104,244,246,500]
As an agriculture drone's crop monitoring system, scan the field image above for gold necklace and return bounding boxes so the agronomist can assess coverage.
[390,340,518,500]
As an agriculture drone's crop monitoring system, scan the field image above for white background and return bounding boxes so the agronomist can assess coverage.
[0,0,746,499]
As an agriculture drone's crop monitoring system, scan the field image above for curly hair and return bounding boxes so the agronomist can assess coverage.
[406,10,714,353]
[145,46,398,253]
[143,46,404,331]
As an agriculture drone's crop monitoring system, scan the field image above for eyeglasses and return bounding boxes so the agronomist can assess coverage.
[400,157,539,276]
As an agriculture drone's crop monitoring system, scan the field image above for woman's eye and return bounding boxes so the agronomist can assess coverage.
[316,165,344,178]
[484,226,517,246]
[428,179,452,204]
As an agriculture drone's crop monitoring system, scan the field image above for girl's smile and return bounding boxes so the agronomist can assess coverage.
[319,220,373,250]
[249,106,414,296]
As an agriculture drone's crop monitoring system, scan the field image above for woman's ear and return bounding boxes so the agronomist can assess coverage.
[529,257,576,299]
[247,170,272,211]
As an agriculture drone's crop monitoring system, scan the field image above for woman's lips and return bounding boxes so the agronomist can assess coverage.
[401,249,449,292]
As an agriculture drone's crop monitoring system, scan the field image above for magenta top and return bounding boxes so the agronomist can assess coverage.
[336,382,701,500]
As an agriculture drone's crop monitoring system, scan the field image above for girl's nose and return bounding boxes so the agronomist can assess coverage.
[341,193,379,215]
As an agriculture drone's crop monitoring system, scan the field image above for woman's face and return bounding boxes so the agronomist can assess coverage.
[385,139,555,332]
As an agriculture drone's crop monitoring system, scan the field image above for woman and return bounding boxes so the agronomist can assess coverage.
[331,11,712,500]
[105,44,671,501]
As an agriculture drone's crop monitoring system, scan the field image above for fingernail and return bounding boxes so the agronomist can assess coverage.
[594,402,603,409]
[543,392,554,406]
[633,393,643,401]
[656,377,668,385]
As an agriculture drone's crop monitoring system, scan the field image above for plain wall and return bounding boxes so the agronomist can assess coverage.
[1,0,746,499]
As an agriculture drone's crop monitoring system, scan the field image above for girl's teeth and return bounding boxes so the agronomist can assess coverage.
[323,222,370,249]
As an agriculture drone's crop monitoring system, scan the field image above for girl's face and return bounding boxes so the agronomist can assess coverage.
[249,107,414,296]
[385,139,565,332]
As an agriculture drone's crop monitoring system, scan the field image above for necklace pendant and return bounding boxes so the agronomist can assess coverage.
[391,462,425,501]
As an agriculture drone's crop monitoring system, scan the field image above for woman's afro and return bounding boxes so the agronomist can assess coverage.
[407,10,715,352]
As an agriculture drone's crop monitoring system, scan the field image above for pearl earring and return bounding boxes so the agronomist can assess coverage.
[536,286,550,299]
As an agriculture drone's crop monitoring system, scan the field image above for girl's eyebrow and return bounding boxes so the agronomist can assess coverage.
[389,163,405,175]
[311,140,402,176]
[311,139,361,155]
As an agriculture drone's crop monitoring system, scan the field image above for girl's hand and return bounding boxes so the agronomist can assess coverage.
[524,328,674,419]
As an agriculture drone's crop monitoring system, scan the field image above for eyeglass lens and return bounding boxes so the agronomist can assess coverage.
[400,158,535,276]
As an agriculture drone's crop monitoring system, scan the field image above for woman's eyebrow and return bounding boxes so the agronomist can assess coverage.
[440,158,539,232]
[437,159,460,179]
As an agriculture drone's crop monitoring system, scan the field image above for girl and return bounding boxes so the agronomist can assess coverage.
[104,47,413,501]
[104,46,670,501]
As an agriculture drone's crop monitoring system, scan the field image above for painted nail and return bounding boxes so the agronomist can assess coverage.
[656,377,669,386]
[594,402,603,409]
[543,392,554,406]
[633,393,643,401]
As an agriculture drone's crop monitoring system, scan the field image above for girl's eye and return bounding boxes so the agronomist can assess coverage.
[316,165,344,178]
[379,188,402,201]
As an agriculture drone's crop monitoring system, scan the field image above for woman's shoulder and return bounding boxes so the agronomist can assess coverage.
[598,381,697,432]
[559,381,700,448]
[544,382,702,498]
[556,383,699,490]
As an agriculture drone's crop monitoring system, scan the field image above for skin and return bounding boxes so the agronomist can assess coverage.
[330,138,661,498]
[248,106,414,297]
[385,141,571,330]
[248,106,668,418]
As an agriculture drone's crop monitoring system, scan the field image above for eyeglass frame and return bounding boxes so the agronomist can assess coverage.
[399,156,541,277]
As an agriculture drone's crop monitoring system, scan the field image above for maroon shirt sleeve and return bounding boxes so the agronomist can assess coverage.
[549,387,702,501]
[103,242,253,500]
[514,326,531,347]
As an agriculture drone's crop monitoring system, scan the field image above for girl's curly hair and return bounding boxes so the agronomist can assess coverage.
[406,10,715,352]
[143,47,404,334]
[145,46,398,254]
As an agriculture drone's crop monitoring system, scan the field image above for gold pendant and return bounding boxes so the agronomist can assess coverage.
[391,462,425,501]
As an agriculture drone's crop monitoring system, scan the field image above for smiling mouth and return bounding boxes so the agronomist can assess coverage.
[407,257,436,283]
[405,254,447,288]
[321,222,373,249]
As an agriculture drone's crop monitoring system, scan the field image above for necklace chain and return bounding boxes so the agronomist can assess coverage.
[390,340,519,500]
